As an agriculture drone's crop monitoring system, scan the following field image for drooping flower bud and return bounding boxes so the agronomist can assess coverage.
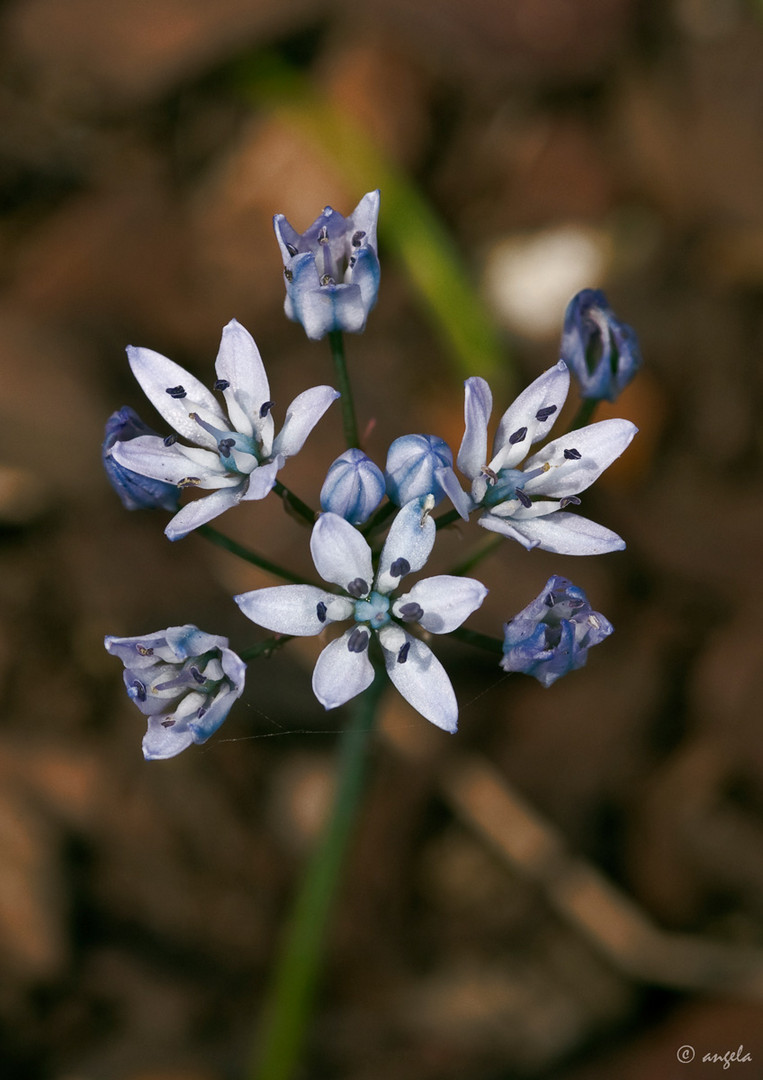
[102,406,180,512]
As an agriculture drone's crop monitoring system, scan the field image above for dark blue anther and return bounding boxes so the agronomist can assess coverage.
[398,602,424,623]
[218,438,235,458]
[166,385,186,399]
[214,379,230,392]
[509,427,527,445]
[259,400,275,419]
[390,557,410,578]
[161,718,176,727]
[347,627,369,653]
[197,706,208,719]
[535,405,557,422]
[397,641,410,664]
[132,679,147,701]
[347,578,369,598]
[560,495,581,508]
[564,448,582,460]
[516,488,532,509]
[351,230,366,246]
[163,434,178,446]
[544,593,556,607]
[190,666,206,684]
[316,601,327,623]
[285,242,298,256]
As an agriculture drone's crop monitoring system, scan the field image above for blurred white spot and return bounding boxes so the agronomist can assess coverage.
[483,225,611,340]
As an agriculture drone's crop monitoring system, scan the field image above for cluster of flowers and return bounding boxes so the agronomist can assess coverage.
[104,192,641,759]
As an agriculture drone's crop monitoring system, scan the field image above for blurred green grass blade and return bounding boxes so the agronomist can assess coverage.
[240,59,511,385]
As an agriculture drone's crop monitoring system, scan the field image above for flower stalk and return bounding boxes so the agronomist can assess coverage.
[328,330,361,450]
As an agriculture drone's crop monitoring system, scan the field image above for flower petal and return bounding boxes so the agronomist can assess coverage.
[312,631,375,709]
[235,584,348,636]
[349,189,380,249]
[457,376,493,480]
[111,436,229,488]
[490,360,570,471]
[272,385,340,458]
[127,345,226,448]
[240,456,284,501]
[381,633,458,733]
[484,510,626,555]
[164,487,242,540]
[214,319,271,440]
[376,498,436,594]
[142,715,196,760]
[396,575,488,634]
[310,513,373,595]
[522,419,638,497]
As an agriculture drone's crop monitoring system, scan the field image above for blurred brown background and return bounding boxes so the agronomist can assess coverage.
[1,1,763,1078]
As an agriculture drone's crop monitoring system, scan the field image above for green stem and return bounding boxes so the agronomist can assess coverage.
[450,625,504,655]
[198,525,305,584]
[362,499,396,538]
[252,668,386,1080]
[328,330,360,449]
[273,480,317,527]
[568,397,599,432]
[434,507,462,531]
[240,635,293,662]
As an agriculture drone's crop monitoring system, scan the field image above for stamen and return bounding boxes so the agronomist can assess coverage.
[347,627,369,654]
[259,400,275,419]
[564,448,581,460]
[420,493,436,525]
[515,488,532,509]
[347,578,369,598]
[351,230,366,246]
[178,476,201,489]
[218,438,235,458]
[397,641,410,664]
[320,274,335,286]
[544,593,556,607]
[390,557,410,578]
[214,379,230,392]
[197,706,208,719]
[163,434,177,446]
[481,466,498,484]
[560,495,581,508]
[161,719,176,728]
[189,666,206,684]
[131,679,147,702]
[398,602,424,623]
[509,427,527,445]
[348,256,357,268]
[535,405,557,422]
[285,242,298,256]
[136,645,154,656]
[318,225,329,245]
[284,268,293,282]
[165,385,186,399]
[316,601,327,623]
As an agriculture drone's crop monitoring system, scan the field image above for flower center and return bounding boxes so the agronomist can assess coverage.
[353,590,391,630]
[483,467,528,508]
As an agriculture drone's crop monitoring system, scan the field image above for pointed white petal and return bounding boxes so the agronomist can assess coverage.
[522,419,638,497]
[397,575,488,634]
[235,585,343,636]
[436,466,472,521]
[164,487,242,540]
[491,360,570,471]
[111,436,231,487]
[142,717,196,760]
[492,511,626,555]
[376,499,436,593]
[272,386,340,458]
[214,320,270,439]
[350,190,380,249]
[310,513,373,594]
[273,213,302,262]
[382,634,458,733]
[457,377,492,480]
[240,457,283,501]
[478,513,541,550]
[312,632,375,709]
[127,345,226,447]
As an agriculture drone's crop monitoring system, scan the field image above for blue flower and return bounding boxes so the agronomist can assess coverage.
[235,499,487,732]
[105,625,246,759]
[500,575,613,687]
[109,320,339,540]
[102,406,181,512]
[273,191,380,340]
[561,289,642,402]
[320,448,385,525]
[385,434,471,519]
[457,362,637,554]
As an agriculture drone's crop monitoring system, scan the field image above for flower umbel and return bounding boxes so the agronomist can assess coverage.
[500,575,613,686]
[561,288,642,402]
[235,499,487,732]
[102,406,181,512]
[274,191,380,340]
[105,625,246,759]
[109,320,339,540]
[457,361,637,554]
